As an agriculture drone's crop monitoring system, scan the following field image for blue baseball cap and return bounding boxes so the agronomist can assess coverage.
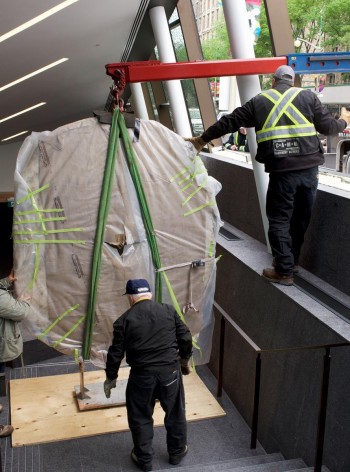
[123,279,151,295]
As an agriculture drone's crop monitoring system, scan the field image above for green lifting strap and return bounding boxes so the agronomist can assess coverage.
[82,108,163,359]
[117,111,163,301]
[82,107,121,359]
[117,114,200,354]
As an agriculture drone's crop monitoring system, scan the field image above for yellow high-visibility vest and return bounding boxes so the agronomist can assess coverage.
[256,88,317,144]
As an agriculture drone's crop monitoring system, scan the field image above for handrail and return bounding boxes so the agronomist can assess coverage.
[213,301,350,354]
[213,300,350,472]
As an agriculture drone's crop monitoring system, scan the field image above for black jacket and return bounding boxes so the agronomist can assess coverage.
[202,81,347,173]
[224,130,249,152]
[105,299,193,381]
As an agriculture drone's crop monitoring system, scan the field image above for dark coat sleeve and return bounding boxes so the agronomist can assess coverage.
[174,312,193,360]
[306,91,347,135]
[105,315,126,381]
[201,100,256,143]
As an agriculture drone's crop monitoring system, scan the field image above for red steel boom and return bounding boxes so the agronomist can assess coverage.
[105,57,287,85]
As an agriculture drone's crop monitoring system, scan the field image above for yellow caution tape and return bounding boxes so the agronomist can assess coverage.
[38,304,80,339]
[14,239,85,244]
[52,315,86,348]
[16,183,50,205]
[13,217,67,225]
[184,201,215,217]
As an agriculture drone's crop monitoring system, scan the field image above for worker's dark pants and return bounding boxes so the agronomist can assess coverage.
[266,166,318,275]
[126,368,187,467]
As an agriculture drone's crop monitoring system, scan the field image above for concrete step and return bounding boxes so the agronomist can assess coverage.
[155,453,285,472]
[155,456,310,472]
[286,467,331,472]
[222,458,307,471]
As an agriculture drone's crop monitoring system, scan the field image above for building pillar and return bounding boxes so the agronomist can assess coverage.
[149,6,192,137]
[222,0,270,247]
[130,83,149,120]
[177,0,219,142]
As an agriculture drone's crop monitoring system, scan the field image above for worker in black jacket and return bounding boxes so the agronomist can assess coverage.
[104,279,192,472]
[186,65,350,285]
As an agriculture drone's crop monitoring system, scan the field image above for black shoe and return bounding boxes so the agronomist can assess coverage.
[130,449,152,471]
[169,445,188,465]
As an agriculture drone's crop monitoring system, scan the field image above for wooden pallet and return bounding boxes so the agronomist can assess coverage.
[10,367,226,447]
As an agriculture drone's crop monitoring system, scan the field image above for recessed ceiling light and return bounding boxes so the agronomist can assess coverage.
[2,131,29,142]
[0,102,46,123]
[0,58,69,92]
[0,0,79,43]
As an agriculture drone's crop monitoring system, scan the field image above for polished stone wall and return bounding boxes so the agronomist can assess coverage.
[202,154,350,471]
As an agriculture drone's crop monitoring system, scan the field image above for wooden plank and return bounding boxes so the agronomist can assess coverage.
[10,367,226,447]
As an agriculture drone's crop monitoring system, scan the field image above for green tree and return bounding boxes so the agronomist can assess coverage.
[322,0,350,50]
[201,6,272,61]
[199,0,350,60]
[254,2,273,58]
[201,14,231,60]
[287,0,350,51]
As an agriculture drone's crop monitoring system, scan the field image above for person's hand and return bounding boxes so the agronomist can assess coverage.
[184,136,206,153]
[104,378,117,398]
[19,294,31,302]
[180,358,191,375]
[340,107,350,126]
[8,269,17,283]
[230,145,238,151]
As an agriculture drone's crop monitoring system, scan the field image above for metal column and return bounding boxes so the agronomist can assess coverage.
[130,82,149,120]
[149,6,192,137]
[222,0,270,247]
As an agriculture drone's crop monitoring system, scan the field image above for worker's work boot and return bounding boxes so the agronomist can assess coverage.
[169,445,188,465]
[262,268,294,286]
[130,449,152,472]
[272,258,299,273]
[0,424,14,437]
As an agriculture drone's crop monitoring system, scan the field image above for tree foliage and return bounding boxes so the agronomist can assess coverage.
[287,0,350,51]
[201,14,231,61]
[200,0,350,61]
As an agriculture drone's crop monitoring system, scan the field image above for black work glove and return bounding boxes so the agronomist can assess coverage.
[180,358,191,375]
[104,377,117,398]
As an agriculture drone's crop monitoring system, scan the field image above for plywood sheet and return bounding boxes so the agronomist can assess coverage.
[10,368,225,447]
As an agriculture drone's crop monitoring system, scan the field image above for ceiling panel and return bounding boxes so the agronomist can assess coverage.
[0,0,152,144]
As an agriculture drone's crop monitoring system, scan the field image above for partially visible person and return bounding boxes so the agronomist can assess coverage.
[104,279,192,472]
[0,269,32,437]
[224,127,249,152]
[185,65,350,285]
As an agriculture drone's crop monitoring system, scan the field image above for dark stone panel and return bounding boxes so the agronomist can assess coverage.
[303,190,350,296]
[209,247,350,471]
[0,202,13,277]
[201,156,265,244]
[201,156,350,296]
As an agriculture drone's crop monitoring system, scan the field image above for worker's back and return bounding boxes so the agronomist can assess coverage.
[118,299,192,371]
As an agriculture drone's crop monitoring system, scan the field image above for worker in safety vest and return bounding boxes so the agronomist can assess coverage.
[186,65,350,286]
[224,127,249,152]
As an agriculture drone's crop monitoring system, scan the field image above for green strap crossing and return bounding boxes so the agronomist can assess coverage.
[82,108,121,359]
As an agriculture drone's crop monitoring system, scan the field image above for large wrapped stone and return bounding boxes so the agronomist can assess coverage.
[13,116,222,367]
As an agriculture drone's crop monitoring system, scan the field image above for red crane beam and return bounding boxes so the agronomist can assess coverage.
[105,57,288,84]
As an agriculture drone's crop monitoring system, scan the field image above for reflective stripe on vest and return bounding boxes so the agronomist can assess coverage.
[256,88,317,143]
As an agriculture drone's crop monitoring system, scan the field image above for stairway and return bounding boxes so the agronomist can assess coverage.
[154,453,331,472]
[1,357,332,472]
